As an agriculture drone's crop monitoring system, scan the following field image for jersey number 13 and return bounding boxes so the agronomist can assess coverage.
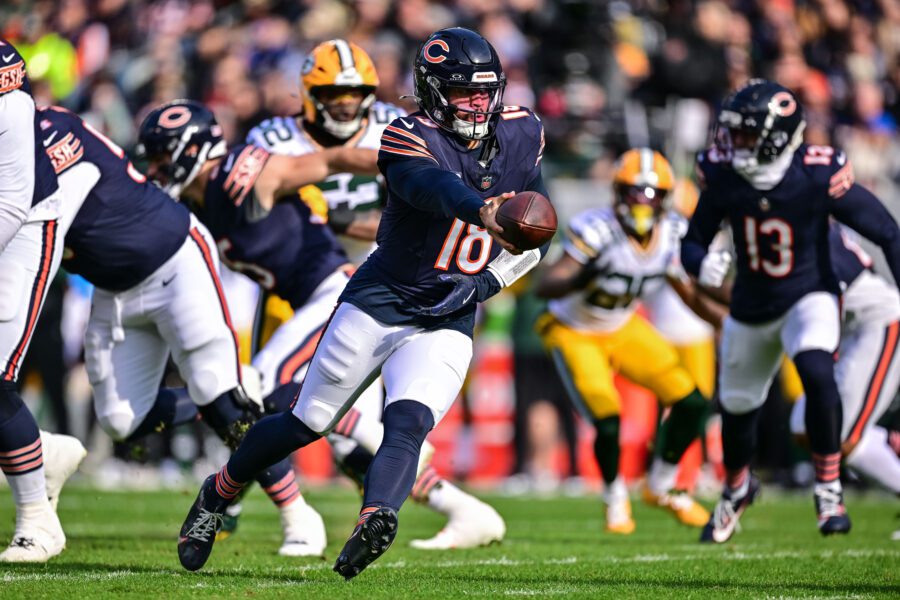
[743,216,793,277]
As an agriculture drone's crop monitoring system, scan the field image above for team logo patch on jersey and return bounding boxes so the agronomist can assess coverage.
[480,174,494,190]
[0,60,25,94]
[46,132,84,175]
[759,197,771,212]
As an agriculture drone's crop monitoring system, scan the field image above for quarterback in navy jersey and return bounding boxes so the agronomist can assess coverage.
[681,80,900,542]
[178,28,549,578]
[0,39,85,564]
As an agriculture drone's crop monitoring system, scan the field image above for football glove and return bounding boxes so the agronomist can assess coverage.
[419,273,502,317]
[698,251,732,287]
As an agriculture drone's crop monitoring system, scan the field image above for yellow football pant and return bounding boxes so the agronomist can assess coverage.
[673,338,716,400]
[538,312,697,420]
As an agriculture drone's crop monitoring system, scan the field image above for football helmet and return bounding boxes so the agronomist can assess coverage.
[136,100,227,198]
[612,148,675,238]
[413,27,506,141]
[301,39,378,140]
[716,79,806,178]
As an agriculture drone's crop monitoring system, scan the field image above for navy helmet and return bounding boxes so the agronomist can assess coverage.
[715,79,806,172]
[413,28,506,141]
[136,100,227,197]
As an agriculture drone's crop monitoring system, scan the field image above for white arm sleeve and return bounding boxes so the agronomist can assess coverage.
[0,90,36,252]
[486,247,543,288]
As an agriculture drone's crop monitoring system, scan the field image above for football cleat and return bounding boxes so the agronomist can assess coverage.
[279,499,327,557]
[178,475,227,571]
[0,500,66,563]
[605,496,636,535]
[814,483,851,536]
[700,475,760,543]
[410,496,505,550]
[642,487,710,528]
[333,507,398,580]
[41,431,87,512]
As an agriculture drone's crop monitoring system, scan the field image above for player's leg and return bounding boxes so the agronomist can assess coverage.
[164,223,324,557]
[783,292,849,535]
[332,326,473,579]
[837,321,900,493]
[0,220,66,562]
[538,314,631,534]
[702,314,783,543]
[179,301,393,571]
[614,315,709,527]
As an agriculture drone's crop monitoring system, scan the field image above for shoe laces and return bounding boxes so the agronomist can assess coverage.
[712,496,737,530]
[185,509,224,543]
[815,487,845,518]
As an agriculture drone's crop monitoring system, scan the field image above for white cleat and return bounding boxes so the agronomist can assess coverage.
[0,500,66,563]
[410,498,506,550]
[41,431,87,511]
[278,499,327,557]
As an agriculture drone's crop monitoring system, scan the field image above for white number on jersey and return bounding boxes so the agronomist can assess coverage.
[744,216,793,277]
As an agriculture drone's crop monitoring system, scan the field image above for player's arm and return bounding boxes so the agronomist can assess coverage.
[682,189,732,287]
[334,206,381,240]
[665,273,729,329]
[254,147,379,211]
[0,91,36,251]
[830,183,900,285]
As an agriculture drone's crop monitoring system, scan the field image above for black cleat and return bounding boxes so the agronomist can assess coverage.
[178,475,227,571]
[333,507,398,581]
[815,484,851,536]
[700,475,760,543]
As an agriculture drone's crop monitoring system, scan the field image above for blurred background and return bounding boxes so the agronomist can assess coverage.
[3,0,900,495]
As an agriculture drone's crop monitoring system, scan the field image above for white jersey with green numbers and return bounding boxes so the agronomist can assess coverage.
[549,207,686,333]
[246,101,404,265]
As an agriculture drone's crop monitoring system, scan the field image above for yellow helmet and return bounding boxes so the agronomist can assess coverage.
[612,148,675,238]
[300,39,379,139]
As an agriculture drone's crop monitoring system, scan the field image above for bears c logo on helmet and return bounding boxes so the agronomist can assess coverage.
[423,39,450,64]
[159,106,193,129]
[770,91,797,117]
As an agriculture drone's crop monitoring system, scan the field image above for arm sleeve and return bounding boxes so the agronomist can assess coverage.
[681,190,726,277]
[382,158,485,225]
[830,183,900,285]
[0,90,36,251]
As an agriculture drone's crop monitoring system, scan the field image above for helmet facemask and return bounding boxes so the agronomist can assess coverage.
[136,122,226,199]
[415,70,506,141]
[614,184,668,239]
[309,85,376,140]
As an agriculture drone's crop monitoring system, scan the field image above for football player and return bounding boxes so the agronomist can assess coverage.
[43,101,373,558]
[787,225,900,497]
[245,39,505,551]
[683,79,900,542]
[178,27,547,579]
[0,39,85,563]
[535,149,713,535]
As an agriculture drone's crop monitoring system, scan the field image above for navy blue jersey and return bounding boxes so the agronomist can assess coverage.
[683,144,900,322]
[340,107,546,335]
[198,144,349,308]
[39,107,190,291]
[829,222,871,289]
[1,39,58,207]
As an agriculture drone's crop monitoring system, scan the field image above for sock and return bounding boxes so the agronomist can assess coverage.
[262,381,301,414]
[592,416,620,486]
[845,426,900,494]
[224,412,321,486]
[361,400,434,511]
[125,387,199,442]
[726,467,750,498]
[811,452,842,485]
[656,389,707,464]
[795,350,842,458]
[422,478,470,516]
[334,407,385,455]
[603,475,628,504]
[0,386,46,505]
[258,459,301,508]
[721,407,760,476]
[647,458,679,496]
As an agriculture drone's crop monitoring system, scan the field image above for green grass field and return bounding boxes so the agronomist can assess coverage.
[0,485,896,598]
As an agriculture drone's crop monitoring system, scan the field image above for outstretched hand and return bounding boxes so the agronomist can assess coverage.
[479,191,521,255]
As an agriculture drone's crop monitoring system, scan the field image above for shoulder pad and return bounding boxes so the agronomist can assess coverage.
[798,145,855,198]
[379,116,438,163]
[39,107,84,175]
[369,102,407,125]
[246,116,299,152]
[0,41,27,96]
[565,208,620,263]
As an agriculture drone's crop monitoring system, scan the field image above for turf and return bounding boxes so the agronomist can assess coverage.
[0,485,896,598]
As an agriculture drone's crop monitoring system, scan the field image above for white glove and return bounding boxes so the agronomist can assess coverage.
[698,251,732,287]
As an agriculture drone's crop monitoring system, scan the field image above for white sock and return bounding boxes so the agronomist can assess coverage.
[603,476,628,505]
[427,480,470,516]
[815,479,842,494]
[7,467,47,506]
[846,426,900,494]
[647,458,679,496]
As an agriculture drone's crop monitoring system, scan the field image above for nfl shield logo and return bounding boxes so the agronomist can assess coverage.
[480,175,494,190]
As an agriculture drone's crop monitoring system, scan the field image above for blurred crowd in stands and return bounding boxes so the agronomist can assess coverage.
[2,0,900,492]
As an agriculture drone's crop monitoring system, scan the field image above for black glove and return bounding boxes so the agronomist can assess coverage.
[419,272,502,317]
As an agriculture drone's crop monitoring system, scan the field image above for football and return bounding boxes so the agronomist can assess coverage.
[495,191,557,250]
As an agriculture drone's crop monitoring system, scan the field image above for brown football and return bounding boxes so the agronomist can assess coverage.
[495,191,557,250]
